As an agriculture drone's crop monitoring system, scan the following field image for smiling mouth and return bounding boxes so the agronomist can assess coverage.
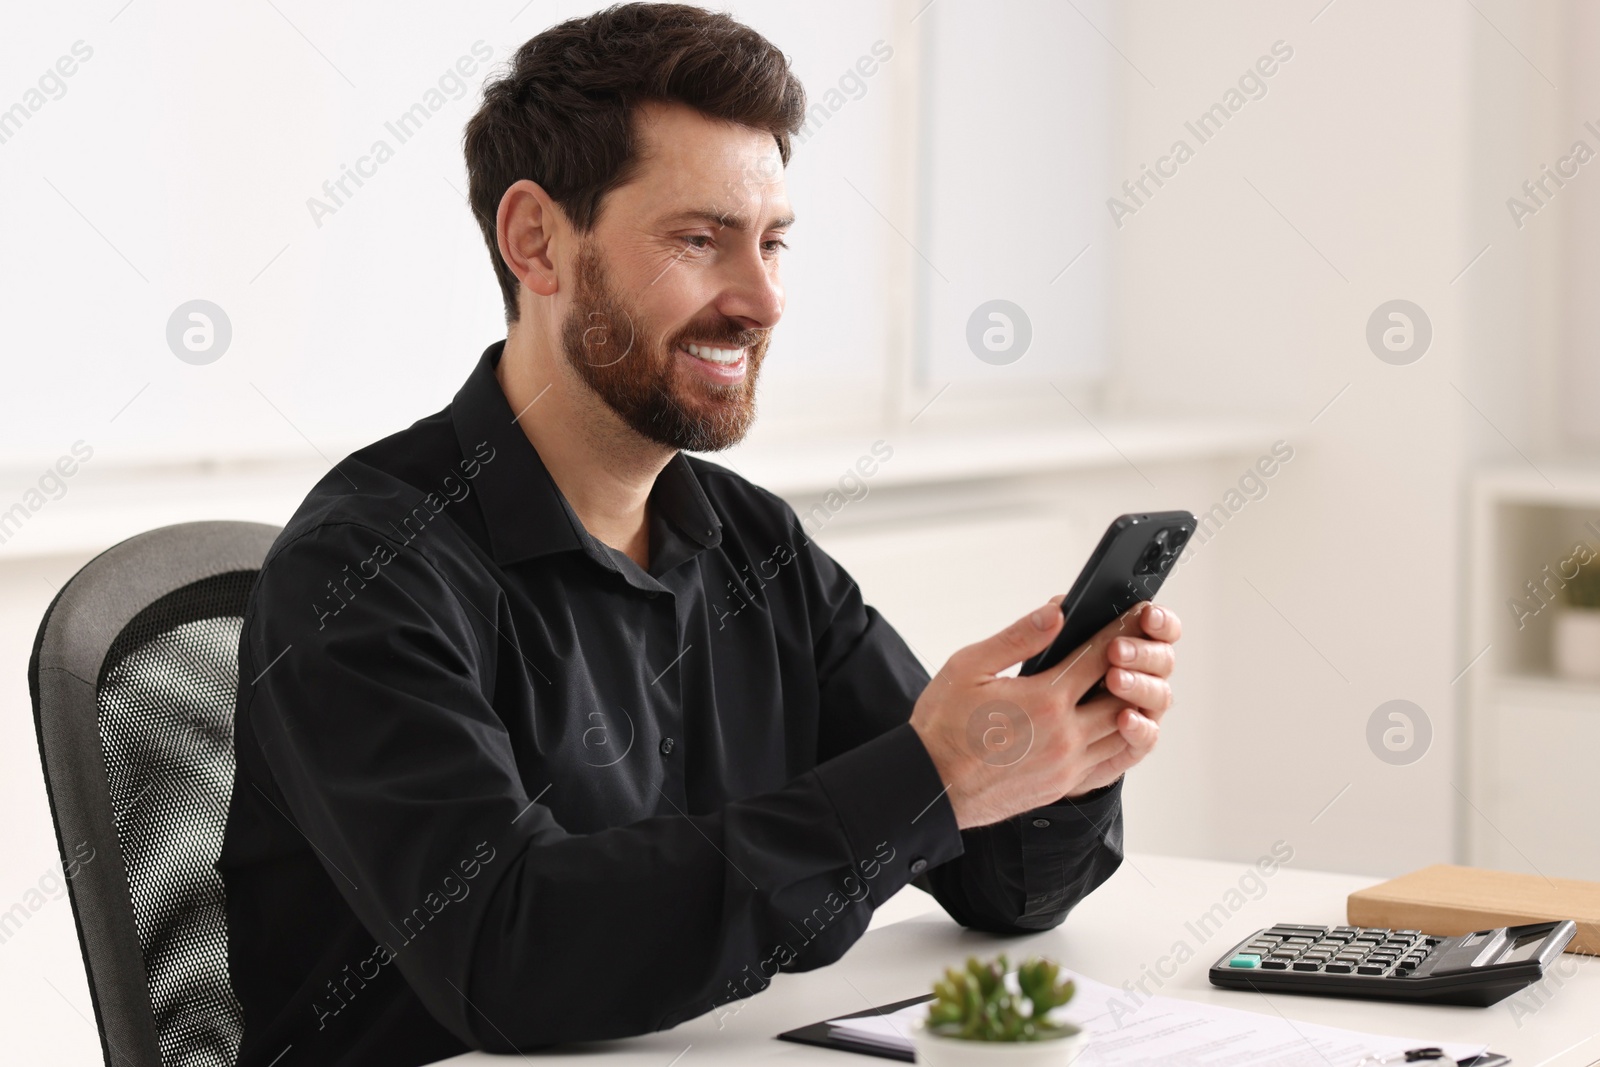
[679,342,745,366]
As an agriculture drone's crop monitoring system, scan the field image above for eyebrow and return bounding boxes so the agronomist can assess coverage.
[660,208,796,232]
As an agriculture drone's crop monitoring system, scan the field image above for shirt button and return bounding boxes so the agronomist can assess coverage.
[909,858,928,875]
[659,737,675,756]
[1032,818,1051,829]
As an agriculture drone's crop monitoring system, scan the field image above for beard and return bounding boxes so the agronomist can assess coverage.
[560,240,770,452]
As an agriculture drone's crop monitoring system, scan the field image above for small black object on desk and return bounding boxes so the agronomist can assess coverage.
[1209,919,1577,1007]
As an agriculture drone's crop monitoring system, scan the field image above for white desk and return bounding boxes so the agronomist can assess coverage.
[436,854,1600,1065]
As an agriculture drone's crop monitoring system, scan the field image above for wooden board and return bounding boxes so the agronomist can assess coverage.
[1348,865,1600,955]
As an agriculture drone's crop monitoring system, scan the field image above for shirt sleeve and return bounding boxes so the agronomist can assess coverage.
[238,521,965,1051]
[797,518,1124,935]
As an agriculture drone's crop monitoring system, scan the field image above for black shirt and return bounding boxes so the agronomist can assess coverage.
[220,340,1124,1067]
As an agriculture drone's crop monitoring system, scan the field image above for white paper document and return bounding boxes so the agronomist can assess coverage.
[827,969,1489,1066]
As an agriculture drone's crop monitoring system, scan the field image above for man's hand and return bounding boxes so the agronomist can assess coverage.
[908,598,1182,830]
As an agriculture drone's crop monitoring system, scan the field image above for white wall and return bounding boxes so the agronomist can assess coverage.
[1096,0,1585,878]
[1108,0,1476,875]
[0,0,911,467]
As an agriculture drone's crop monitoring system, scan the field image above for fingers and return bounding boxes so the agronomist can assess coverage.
[1070,707,1160,794]
[1104,603,1179,715]
[1117,705,1161,753]
[1107,635,1176,678]
[947,600,1063,680]
[1065,693,1126,745]
[1140,602,1182,642]
[1078,728,1131,767]
[1075,703,1157,761]
[1094,708,1159,778]
[1032,603,1139,695]
[1105,665,1172,715]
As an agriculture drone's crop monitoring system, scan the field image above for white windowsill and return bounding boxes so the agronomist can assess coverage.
[0,418,1285,562]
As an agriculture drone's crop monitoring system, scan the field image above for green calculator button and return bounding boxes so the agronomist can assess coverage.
[1228,954,1262,968]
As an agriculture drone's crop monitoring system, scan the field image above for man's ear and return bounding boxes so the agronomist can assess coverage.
[496,179,560,298]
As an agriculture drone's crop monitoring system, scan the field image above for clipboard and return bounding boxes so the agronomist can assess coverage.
[776,993,1513,1065]
[775,992,931,1062]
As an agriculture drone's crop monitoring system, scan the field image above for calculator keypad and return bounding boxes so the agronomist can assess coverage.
[1231,925,1443,977]
[1213,918,1577,1007]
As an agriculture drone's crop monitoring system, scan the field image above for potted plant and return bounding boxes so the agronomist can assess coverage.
[912,953,1086,1065]
[1554,557,1600,681]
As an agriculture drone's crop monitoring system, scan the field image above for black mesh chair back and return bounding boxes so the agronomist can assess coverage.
[29,521,281,1067]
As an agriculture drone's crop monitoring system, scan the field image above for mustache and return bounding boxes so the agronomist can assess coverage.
[663,321,770,351]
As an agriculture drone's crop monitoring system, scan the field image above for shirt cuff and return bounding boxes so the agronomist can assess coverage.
[1026,774,1124,839]
[811,721,964,900]
[1011,775,1124,926]
[1051,775,1123,807]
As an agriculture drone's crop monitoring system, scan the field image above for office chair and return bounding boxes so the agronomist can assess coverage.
[29,521,281,1067]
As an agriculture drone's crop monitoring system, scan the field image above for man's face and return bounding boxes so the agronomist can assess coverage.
[560,101,792,452]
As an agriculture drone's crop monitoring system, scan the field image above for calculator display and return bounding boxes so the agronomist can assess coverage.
[1499,932,1547,964]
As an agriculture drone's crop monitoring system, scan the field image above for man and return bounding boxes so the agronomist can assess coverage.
[220,4,1181,1065]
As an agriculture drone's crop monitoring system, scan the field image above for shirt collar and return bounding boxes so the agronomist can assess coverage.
[450,340,723,570]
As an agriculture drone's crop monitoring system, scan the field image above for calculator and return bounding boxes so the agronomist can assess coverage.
[1208,920,1577,1006]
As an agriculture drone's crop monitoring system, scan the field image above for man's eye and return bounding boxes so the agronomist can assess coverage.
[763,239,789,254]
[682,235,713,250]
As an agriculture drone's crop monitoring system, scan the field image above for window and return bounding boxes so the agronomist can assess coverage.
[0,0,1116,469]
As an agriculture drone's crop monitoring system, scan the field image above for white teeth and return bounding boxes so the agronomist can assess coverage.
[685,343,743,365]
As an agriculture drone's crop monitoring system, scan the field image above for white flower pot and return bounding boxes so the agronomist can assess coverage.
[1553,607,1600,682]
[911,1020,1087,1066]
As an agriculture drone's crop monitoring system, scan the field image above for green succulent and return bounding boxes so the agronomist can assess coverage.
[924,953,1078,1042]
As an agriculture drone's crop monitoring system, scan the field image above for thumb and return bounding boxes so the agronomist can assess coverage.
[946,601,1063,680]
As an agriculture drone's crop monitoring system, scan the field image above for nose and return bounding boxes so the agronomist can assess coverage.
[715,243,784,332]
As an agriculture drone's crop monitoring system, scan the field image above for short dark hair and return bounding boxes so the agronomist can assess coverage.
[464,3,807,325]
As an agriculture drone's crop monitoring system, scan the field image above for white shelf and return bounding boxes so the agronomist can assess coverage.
[1472,461,1600,505]
[1467,466,1600,878]
[1494,672,1600,709]
[0,460,326,563]
[0,419,1282,563]
[713,417,1286,497]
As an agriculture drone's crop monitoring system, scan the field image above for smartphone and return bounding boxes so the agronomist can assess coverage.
[1018,511,1196,683]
